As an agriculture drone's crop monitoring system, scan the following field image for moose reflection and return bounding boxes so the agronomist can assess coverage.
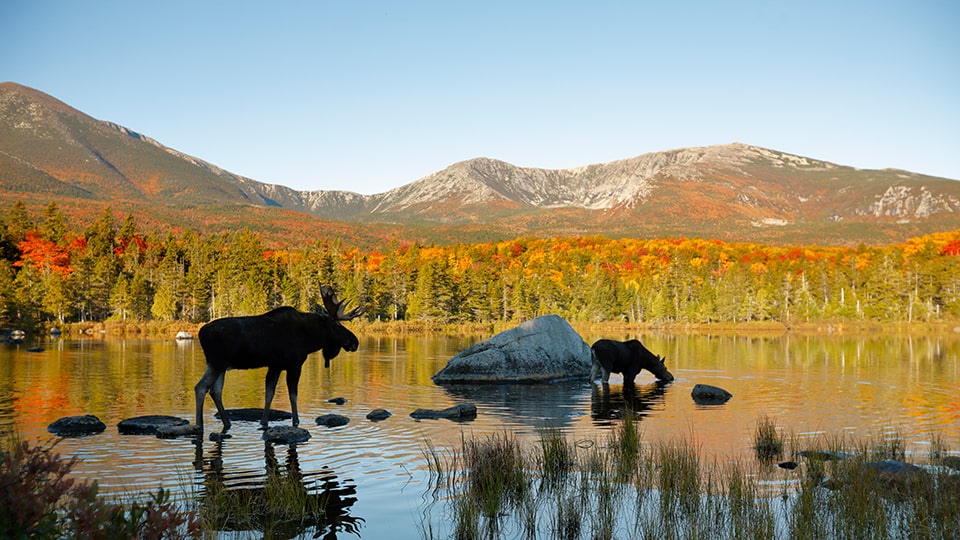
[590,381,671,422]
[195,438,363,539]
[195,285,362,432]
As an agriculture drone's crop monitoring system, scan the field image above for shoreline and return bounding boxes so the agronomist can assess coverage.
[44,318,960,340]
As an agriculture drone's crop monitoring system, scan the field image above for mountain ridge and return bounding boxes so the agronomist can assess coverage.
[1,81,959,246]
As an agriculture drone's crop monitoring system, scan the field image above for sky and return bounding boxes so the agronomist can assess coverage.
[2,1,958,194]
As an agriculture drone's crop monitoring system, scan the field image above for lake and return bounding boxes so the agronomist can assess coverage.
[2,330,959,538]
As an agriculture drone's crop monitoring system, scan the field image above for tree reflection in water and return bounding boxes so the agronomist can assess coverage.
[194,438,363,539]
[590,381,671,422]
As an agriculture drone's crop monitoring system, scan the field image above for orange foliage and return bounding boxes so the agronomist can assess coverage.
[16,231,72,276]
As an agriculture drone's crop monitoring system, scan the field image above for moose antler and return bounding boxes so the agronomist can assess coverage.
[320,285,363,321]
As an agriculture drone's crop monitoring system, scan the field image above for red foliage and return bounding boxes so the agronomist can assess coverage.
[940,239,960,257]
[16,231,72,276]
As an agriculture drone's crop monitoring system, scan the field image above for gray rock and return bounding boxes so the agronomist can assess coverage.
[156,424,202,439]
[366,408,392,421]
[48,415,106,437]
[214,408,293,422]
[262,426,311,444]
[411,403,478,420]
[316,414,350,427]
[691,384,733,404]
[432,315,592,384]
[117,415,189,435]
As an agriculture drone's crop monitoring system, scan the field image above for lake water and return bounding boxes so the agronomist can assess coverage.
[2,330,959,538]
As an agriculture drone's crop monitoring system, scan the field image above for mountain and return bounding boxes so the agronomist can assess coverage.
[2,81,959,246]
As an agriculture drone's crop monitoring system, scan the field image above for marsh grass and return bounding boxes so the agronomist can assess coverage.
[753,414,785,462]
[425,417,960,539]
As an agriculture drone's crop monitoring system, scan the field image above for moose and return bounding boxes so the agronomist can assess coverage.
[194,285,362,432]
[590,339,674,385]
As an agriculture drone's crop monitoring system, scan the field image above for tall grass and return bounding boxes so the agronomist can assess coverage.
[424,417,960,539]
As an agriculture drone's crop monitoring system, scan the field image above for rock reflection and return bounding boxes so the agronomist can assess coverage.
[590,381,671,422]
[441,381,591,428]
[194,438,363,539]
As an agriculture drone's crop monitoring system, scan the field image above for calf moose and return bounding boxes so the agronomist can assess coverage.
[590,339,674,385]
[194,285,362,432]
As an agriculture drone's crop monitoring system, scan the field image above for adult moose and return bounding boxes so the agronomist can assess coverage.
[590,339,674,385]
[194,285,362,432]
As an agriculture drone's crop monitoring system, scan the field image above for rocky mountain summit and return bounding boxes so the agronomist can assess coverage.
[2,81,959,245]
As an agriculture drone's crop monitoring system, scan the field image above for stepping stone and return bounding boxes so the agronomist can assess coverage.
[316,414,350,427]
[156,424,202,439]
[410,403,478,420]
[117,415,189,435]
[48,415,107,437]
[366,408,392,421]
[214,408,292,422]
[262,426,311,444]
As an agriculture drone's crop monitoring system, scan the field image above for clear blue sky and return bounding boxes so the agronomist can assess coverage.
[3,1,958,194]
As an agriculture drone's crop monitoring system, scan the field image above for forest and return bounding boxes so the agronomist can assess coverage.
[2,200,959,330]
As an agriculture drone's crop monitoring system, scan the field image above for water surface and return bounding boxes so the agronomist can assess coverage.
[2,331,958,538]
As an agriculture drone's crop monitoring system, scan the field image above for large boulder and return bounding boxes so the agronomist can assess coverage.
[432,315,592,384]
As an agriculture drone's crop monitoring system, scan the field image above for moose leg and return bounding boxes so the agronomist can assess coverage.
[589,352,601,382]
[285,367,302,426]
[210,371,230,431]
[262,367,282,427]
[194,365,223,431]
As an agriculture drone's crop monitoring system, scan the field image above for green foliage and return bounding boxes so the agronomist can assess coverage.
[3,200,960,327]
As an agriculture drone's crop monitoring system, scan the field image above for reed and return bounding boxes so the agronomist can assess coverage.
[753,414,785,462]
[426,421,960,540]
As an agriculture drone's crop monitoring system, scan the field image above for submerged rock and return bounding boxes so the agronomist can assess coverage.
[48,415,107,437]
[940,456,960,472]
[432,315,592,384]
[410,403,478,420]
[262,426,311,444]
[214,408,293,422]
[691,384,733,404]
[316,414,350,427]
[156,424,202,439]
[798,449,855,462]
[366,409,392,421]
[327,397,348,405]
[118,415,189,435]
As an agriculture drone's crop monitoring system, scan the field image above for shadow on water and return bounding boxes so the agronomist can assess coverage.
[590,381,671,423]
[194,437,364,539]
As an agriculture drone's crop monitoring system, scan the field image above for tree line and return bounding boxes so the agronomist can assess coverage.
[2,200,959,330]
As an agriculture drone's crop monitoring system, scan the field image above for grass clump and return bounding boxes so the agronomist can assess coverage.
[753,414,785,462]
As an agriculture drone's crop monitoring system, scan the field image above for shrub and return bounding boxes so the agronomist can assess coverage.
[0,436,200,539]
